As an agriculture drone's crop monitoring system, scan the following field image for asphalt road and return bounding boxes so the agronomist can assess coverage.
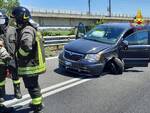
[3,57,150,113]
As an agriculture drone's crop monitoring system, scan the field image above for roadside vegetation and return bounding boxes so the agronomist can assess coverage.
[44,46,64,57]
[41,28,75,36]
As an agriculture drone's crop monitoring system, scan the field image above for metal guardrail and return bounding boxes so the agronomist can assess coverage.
[44,35,75,47]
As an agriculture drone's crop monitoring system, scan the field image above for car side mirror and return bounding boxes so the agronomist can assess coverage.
[121,40,128,50]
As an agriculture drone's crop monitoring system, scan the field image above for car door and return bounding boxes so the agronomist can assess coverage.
[75,22,86,39]
[120,30,150,67]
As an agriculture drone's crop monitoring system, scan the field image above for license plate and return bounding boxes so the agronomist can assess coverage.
[65,61,72,66]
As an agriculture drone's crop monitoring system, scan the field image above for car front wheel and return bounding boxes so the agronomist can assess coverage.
[109,58,124,75]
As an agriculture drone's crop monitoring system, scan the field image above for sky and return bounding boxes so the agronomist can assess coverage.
[20,0,150,17]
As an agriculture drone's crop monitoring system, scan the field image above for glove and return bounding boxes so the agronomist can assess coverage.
[0,47,12,61]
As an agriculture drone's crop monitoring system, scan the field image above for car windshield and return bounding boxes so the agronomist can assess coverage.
[83,26,124,44]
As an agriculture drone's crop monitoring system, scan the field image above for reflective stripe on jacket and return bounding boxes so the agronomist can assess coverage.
[17,26,46,76]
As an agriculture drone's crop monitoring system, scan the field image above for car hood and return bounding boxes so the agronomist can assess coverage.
[64,39,112,54]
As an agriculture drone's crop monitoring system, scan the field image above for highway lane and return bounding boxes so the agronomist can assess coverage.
[41,66,150,113]
[3,57,150,113]
[4,57,78,103]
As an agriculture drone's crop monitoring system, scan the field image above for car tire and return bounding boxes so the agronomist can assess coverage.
[109,58,124,75]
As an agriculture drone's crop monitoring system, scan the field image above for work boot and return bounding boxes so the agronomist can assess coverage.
[13,84,22,99]
[29,103,44,113]
[0,104,14,113]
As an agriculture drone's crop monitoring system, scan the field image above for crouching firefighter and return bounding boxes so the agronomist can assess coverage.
[11,6,46,113]
[0,11,22,113]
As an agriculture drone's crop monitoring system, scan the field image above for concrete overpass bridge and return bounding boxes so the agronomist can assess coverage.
[31,10,150,27]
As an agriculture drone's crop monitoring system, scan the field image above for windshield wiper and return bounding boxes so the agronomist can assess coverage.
[84,38,98,42]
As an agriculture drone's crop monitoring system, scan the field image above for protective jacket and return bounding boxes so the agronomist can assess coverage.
[17,26,46,76]
[4,26,17,57]
[5,26,17,68]
[0,26,16,65]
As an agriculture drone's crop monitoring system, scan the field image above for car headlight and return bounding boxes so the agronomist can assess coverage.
[85,53,102,62]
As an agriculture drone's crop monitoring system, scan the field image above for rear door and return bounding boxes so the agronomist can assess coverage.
[120,30,150,67]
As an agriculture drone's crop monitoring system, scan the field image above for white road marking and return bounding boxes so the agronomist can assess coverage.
[42,79,91,98]
[13,78,91,106]
[3,56,58,106]
[41,78,81,93]
[3,78,81,106]
[4,56,91,107]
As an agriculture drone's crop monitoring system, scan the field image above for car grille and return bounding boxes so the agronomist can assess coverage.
[64,50,84,61]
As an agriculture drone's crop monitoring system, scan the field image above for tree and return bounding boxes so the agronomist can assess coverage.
[0,0,20,16]
[0,0,20,26]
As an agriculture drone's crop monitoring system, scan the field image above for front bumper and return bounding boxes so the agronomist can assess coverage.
[59,53,105,76]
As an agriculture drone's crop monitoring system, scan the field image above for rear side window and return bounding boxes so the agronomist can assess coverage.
[125,31,148,45]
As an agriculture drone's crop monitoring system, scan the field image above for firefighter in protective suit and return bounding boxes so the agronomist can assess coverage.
[11,6,46,113]
[0,11,22,113]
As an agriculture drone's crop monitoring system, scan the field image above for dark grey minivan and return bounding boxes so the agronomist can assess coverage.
[59,23,150,76]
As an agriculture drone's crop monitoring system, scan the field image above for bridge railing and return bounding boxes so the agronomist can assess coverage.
[30,9,150,19]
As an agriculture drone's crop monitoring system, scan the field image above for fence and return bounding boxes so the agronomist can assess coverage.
[44,35,75,48]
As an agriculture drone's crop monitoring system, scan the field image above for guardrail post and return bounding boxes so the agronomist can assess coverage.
[56,45,59,50]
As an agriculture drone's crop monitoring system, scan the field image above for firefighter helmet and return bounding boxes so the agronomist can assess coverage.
[11,6,39,28]
[11,6,31,25]
[0,10,9,32]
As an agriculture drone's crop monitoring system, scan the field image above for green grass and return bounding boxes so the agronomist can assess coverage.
[44,45,64,57]
[41,29,75,36]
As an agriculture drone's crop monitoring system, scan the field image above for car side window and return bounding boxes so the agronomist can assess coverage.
[125,31,148,45]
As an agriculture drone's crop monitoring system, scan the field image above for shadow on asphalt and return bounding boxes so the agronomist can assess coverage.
[124,69,144,73]
[54,68,87,78]
[54,68,107,79]
[54,67,145,79]
[12,106,32,113]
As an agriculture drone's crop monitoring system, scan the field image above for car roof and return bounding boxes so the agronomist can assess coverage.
[97,22,150,30]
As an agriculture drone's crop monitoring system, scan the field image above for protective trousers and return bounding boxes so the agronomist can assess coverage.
[8,59,21,84]
[0,65,21,102]
[22,75,43,111]
[8,65,22,99]
[8,65,20,85]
